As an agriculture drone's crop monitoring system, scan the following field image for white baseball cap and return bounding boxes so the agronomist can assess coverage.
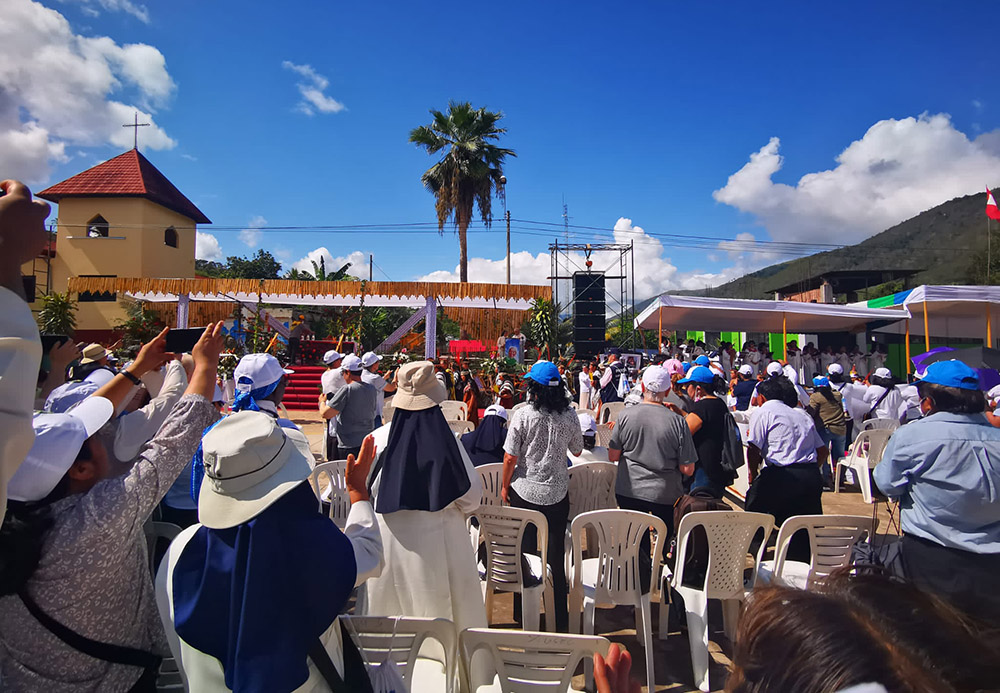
[341,354,363,373]
[361,351,382,368]
[44,380,99,413]
[578,412,597,435]
[766,361,784,376]
[322,349,342,365]
[738,364,754,376]
[827,363,844,375]
[874,367,892,379]
[8,397,115,502]
[641,365,672,394]
[234,353,293,394]
[484,404,508,421]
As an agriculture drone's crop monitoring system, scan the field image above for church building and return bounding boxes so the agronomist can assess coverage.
[28,149,211,340]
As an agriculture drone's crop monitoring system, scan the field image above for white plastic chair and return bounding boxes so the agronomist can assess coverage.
[595,423,614,448]
[860,417,900,432]
[473,506,556,632]
[598,401,625,425]
[308,460,350,529]
[659,510,774,692]
[460,627,609,693]
[476,463,504,508]
[576,408,597,421]
[448,419,475,435]
[341,615,458,693]
[441,400,469,421]
[758,515,874,590]
[835,429,893,503]
[566,463,617,522]
[569,509,666,693]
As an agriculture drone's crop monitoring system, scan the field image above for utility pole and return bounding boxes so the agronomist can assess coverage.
[506,210,511,285]
[369,254,373,281]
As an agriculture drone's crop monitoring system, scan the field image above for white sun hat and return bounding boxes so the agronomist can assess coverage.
[198,411,315,529]
[8,397,115,502]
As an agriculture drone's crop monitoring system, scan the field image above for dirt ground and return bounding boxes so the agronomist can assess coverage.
[286,409,897,692]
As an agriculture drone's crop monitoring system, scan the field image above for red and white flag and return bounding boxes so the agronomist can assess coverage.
[987,187,1000,220]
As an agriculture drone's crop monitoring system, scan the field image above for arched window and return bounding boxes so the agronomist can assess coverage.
[86,215,109,238]
[164,226,178,248]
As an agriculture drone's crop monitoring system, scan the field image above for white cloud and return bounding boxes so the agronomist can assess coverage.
[238,215,267,248]
[713,113,1000,244]
[281,61,345,115]
[195,231,223,262]
[293,248,367,277]
[417,216,753,302]
[60,0,150,23]
[0,0,175,184]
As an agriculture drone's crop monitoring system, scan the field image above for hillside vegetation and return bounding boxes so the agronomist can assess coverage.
[687,191,996,300]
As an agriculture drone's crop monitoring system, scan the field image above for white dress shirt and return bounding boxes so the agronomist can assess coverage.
[747,399,825,467]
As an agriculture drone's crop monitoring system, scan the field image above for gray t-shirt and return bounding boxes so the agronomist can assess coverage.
[329,380,377,448]
[609,402,697,505]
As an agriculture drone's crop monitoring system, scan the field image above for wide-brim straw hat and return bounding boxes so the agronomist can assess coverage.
[198,411,315,529]
[80,343,109,364]
[392,360,447,411]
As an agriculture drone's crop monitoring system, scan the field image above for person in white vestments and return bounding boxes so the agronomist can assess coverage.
[359,360,489,685]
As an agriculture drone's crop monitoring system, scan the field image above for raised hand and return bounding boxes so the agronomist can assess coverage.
[346,434,376,504]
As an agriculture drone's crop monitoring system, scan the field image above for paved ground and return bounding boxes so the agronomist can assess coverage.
[287,409,896,692]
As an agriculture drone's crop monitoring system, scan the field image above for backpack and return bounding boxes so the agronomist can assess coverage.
[719,410,746,475]
[669,489,732,587]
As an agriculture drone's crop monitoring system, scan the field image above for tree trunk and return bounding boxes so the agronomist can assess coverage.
[459,220,469,283]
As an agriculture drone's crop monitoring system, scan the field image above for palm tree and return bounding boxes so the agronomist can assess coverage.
[410,101,515,282]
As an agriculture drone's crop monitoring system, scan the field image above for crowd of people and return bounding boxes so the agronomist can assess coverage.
[0,177,997,691]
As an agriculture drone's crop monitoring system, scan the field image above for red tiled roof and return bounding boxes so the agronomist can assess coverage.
[38,149,211,224]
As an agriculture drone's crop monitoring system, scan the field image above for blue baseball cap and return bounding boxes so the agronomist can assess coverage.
[677,365,716,386]
[694,355,710,366]
[682,361,692,373]
[921,360,980,390]
[525,360,562,387]
[812,376,830,388]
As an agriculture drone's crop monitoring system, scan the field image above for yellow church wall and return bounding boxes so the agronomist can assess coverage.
[46,197,197,331]
[138,204,197,280]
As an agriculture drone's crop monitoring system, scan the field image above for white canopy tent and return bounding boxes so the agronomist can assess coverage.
[634,294,904,358]
[862,285,1000,344]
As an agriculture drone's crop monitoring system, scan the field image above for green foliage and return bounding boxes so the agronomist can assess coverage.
[114,301,165,358]
[967,228,1000,285]
[410,101,515,282]
[285,268,315,281]
[37,292,77,335]
[526,298,558,356]
[195,259,226,277]
[223,250,283,279]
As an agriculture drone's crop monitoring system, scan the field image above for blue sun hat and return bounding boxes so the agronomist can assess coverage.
[694,355,711,366]
[813,375,830,388]
[921,360,980,390]
[525,360,562,387]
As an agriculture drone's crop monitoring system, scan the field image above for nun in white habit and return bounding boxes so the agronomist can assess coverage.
[358,360,490,686]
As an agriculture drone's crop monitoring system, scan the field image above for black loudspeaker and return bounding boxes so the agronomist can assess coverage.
[573,273,606,358]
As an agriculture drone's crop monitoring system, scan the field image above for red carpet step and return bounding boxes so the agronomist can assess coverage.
[284,365,325,411]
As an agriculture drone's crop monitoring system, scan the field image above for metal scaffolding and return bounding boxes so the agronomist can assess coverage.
[548,240,637,349]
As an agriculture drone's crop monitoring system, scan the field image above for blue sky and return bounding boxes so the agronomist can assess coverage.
[5,0,998,297]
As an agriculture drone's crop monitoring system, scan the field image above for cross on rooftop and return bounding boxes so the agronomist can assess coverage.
[123,112,150,149]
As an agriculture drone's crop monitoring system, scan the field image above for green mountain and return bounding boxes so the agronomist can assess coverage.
[684,191,996,301]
